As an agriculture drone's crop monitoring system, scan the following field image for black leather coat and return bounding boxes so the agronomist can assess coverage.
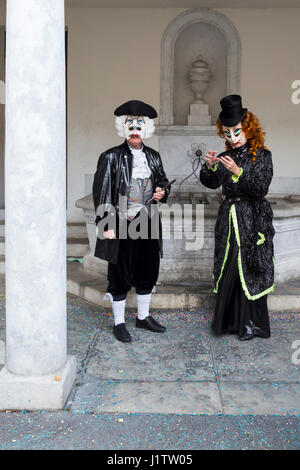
[92,140,170,264]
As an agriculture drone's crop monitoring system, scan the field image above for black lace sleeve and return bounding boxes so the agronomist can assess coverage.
[199,161,223,189]
[237,148,273,197]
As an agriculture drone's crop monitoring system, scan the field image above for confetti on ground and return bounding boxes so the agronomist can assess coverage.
[0,288,298,449]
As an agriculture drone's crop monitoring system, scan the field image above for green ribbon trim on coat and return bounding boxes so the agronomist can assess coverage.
[231,166,243,183]
[256,232,265,245]
[213,206,233,295]
[206,161,219,172]
[213,204,275,300]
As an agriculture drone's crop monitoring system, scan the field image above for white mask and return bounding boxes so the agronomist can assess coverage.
[115,115,155,140]
[222,124,247,146]
[124,115,146,140]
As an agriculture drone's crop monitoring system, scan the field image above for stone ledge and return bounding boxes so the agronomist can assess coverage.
[67,261,300,311]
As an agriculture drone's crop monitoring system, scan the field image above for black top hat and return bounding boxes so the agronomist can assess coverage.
[114,100,157,119]
[218,94,247,127]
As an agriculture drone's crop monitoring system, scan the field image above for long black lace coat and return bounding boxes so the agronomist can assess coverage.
[199,142,275,300]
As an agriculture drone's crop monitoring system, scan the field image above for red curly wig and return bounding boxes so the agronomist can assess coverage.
[216,111,268,162]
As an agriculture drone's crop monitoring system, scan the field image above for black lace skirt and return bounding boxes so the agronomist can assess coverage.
[211,229,271,338]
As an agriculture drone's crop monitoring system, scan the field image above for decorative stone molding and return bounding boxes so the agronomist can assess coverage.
[155,125,218,136]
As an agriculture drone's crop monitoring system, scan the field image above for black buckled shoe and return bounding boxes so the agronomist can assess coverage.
[136,316,166,333]
[113,323,131,343]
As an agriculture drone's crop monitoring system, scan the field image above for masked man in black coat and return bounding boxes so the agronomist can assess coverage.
[92,100,170,342]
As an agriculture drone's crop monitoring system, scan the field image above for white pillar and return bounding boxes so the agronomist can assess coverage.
[0,0,76,410]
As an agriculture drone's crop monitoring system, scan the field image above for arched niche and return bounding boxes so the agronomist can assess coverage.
[159,9,241,126]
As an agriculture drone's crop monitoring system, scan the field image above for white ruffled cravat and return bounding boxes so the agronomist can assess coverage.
[129,145,151,179]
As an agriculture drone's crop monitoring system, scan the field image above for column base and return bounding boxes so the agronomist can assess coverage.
[0,355,76,411]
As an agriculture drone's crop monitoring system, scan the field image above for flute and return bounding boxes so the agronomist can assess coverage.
[144,179,176,205]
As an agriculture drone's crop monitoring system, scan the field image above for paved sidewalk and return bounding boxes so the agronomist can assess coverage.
[0,275,299,450]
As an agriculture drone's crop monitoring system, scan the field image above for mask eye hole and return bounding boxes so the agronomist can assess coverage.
[127,118,133,125]
[137,119,143,125]
[224,128,241,138]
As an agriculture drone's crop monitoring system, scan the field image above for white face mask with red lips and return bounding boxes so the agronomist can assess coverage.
[115,115,155,140]
[123,116,146,140]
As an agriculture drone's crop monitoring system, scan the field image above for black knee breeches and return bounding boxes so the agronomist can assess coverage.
[107,236,160,301]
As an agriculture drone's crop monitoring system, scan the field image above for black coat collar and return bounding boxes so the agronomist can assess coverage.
[229,141,250,154]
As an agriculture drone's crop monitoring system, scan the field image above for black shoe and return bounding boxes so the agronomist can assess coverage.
[136,316,166,333]
[113,323,131,343]
[239,331,254,341]
[239,332,254,341]
[239,325,255,341]
[253,326,270,338]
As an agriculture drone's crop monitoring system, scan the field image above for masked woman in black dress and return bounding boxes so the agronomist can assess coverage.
[200,95,275,341]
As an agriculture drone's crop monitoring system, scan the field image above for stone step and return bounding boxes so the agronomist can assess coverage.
[67,222,87,238]
[0,255,4,274]
[66,238,89,257]
[66,260,300,311]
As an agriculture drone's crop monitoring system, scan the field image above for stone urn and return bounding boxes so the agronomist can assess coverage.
[188,54,212,104]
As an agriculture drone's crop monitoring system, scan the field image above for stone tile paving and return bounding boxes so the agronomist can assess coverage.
[67,296,300,417]
[0,412,298,450]
[0,288,299,449]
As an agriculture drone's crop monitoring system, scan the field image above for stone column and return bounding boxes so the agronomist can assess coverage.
[0,0,76,410]
[0,26,5,209]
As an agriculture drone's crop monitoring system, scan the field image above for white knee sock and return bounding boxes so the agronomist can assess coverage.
[103,293,126,326]
[112,299,126,325]
[136,293,152,320]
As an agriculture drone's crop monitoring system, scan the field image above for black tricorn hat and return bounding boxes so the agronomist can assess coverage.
[114,100,157,119]
[218,94,247,127]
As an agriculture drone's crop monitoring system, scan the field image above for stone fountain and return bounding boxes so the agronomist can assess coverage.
[76,140,300,286]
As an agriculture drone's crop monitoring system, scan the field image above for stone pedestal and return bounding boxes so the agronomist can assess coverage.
[0,357,76,411]
[188,103,212,126]
[0,0,76,410]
